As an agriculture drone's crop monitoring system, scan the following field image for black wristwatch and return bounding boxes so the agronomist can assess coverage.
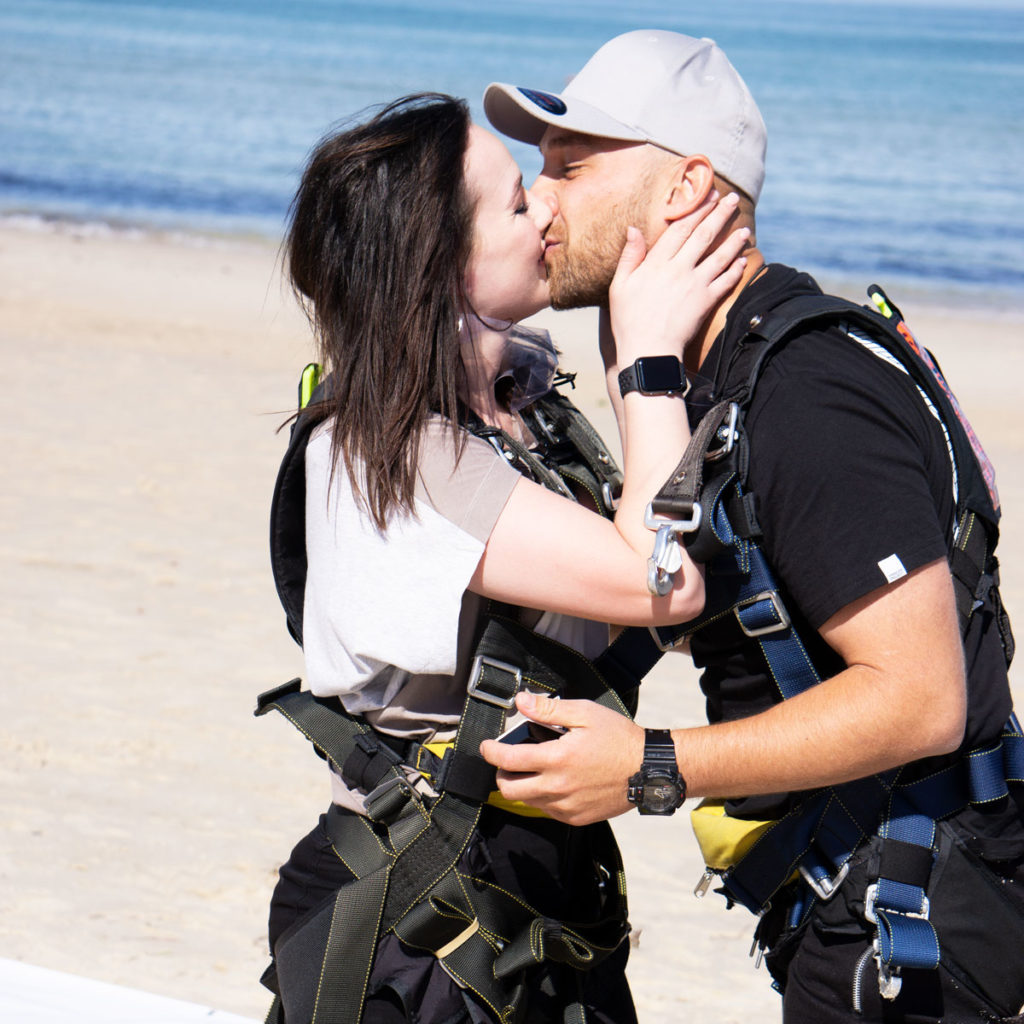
[627,729,686,815]
[617,356,689,398]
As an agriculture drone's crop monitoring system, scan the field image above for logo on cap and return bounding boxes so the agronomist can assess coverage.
[518,88,567,116]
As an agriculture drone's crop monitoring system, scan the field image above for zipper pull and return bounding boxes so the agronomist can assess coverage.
[694,868,715,898]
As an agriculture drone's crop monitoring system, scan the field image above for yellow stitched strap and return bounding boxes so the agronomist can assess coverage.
[422,740,551,819]
[690,798,775,871]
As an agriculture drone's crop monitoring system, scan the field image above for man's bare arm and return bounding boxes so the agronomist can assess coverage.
[480,558,966,824]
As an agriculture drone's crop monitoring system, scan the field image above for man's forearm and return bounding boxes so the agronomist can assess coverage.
[673,662,964,801]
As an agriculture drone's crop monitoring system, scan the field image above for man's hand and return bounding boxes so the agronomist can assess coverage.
[479,692,644,825]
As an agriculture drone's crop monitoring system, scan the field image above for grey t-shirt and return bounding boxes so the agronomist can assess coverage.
[303,416,608,808]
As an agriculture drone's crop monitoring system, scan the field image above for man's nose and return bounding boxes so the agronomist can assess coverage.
[530,174,558,207]
[528,180,558,225]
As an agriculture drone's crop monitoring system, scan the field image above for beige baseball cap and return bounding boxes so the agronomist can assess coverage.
[484,30,767,203]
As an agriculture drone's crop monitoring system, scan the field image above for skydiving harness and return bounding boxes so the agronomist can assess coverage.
[258,365,667,1024]
[643,282,1020,1001]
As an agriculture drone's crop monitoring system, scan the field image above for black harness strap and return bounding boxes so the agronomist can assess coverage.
[260,375,658,1023]
[261,617,636,1023]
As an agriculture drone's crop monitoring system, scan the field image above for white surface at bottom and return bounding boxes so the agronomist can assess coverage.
[0,959,259,1024]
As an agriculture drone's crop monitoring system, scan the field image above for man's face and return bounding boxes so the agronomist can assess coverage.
[532,129,666,309]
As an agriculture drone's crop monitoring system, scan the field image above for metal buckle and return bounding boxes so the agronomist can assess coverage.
[467,656,522,709]
[646,525,680,596]
[530,405,560,445]
[734,591,791,637]
[705,403,740,462]
[363,772,421,821]
[649,625,688,653]
[601,481,621,511]
[644,504,703,597]
[644,501,702,535]
[864,883,930,925]
[869,938,905,1001]
[799,860,850,901]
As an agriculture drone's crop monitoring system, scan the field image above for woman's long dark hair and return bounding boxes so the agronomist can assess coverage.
[287,93,474,530]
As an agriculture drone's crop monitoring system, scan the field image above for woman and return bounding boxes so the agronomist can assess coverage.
[262,93,748,1024]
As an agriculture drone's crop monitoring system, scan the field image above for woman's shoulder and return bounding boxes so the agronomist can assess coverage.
[306,413,521,543]
[415,416,520,544]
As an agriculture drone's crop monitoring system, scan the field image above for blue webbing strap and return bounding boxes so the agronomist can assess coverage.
[1004,713,1024,782]
[736,543,820,700]
[968,713,1024,801]
[868,814,940,987]
[722,774,891,914]
[683,496,821,701]
[860,718,1024,993]
[723,731,1016,903]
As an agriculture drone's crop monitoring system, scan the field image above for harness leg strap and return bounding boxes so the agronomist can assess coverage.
[864,813,939,999]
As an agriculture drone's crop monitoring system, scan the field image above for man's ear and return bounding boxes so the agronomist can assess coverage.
[664,155,715,220]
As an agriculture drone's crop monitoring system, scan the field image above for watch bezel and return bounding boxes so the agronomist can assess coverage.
[641,771,685,813]
[627,730,686,815]
[635,355,686,395]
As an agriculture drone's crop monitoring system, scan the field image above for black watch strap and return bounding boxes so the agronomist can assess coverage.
[643,728,677,764]
[618,356,689,398]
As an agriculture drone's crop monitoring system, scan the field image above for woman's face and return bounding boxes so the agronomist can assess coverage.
[463,125,553,324]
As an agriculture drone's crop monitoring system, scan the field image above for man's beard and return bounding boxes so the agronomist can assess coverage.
[547,193,652,310]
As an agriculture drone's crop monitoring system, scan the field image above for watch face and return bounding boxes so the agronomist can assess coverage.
[644,774,682,813]
[636,355,684,394]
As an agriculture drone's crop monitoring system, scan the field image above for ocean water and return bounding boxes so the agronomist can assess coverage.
[2,0,1023,308]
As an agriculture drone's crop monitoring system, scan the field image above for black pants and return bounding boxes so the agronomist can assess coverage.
[767,797,1024,1023]
[267,806,637,1024]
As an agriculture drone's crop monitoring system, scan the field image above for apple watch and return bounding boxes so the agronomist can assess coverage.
[617,356,689,398]
[626,728,686,815]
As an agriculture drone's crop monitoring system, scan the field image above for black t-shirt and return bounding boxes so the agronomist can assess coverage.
[687,265,1012,814]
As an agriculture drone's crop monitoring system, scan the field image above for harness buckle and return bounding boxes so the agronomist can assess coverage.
[705,403,740,462]
[643,501,702,535]
[875,948,904,1001]
[735,591,791,637]
[467,656,522,709]
[864,883,880,924]
[863,883,931,925]
[649,625,687,653]
[530,405,561,445]
[363,772,422,821]
[601,481,621,512]
[643,504,703,596]
[798,860,850,901]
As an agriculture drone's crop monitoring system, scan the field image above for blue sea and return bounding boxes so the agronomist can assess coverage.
[2,0,1023,309]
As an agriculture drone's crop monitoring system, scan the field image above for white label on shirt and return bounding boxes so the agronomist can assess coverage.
[878,553,907,584]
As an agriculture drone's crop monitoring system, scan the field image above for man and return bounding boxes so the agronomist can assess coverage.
[480,30,1023,1023]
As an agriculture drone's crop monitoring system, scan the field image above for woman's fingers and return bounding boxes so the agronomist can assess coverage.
[607,190,751,359]
[648,190,741,265]
[610,225,650,290]
[701,224,752,276]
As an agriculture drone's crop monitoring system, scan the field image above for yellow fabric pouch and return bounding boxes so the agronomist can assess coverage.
[689,798,775,871]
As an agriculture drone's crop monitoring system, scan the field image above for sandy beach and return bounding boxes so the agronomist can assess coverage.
[1,220,1021,1022]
